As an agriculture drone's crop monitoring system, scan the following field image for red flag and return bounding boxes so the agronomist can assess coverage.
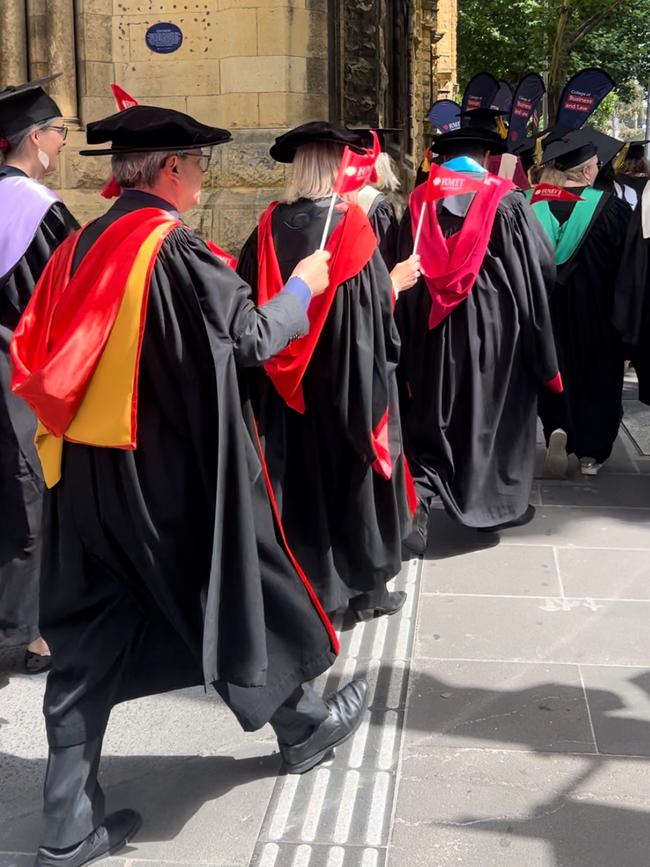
[530,183,584,204]
[101,85,140,199]
[110,84,139,111]
[424,162,486,201]
[332,131,380,196]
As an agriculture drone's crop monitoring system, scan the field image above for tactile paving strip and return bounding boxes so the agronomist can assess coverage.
[251,558,422,867]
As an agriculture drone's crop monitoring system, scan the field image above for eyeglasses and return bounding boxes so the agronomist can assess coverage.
[177,150,211,172]
[43,124,68,141]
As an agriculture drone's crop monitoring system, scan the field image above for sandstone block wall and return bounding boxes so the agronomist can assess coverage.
[54,0,328,252]
[1,0,457,252]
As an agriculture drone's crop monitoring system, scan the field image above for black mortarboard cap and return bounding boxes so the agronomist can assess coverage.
[348,127,402,150]
[540,128,598,169]
[585,126,625,168]
[0,74,62,141]
[625,140,650,160]
[460,107,509,133]
[79,105,232,156]
[270,121,365,163]
[432,126,507,156]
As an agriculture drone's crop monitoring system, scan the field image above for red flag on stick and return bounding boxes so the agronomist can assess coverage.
[101,84,140,199]
[319,131,380,250]
[333,131,380,195]
[530,183,584,204]
[111,84,139,111]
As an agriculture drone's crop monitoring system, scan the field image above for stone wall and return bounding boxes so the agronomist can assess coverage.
[1,0,457,252]
[2,0,329,252]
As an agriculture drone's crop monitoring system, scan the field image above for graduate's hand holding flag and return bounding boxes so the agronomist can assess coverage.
[390,255,421,296]
[319,130,381,250]
[290,249,332,297]
[412,162,486,256]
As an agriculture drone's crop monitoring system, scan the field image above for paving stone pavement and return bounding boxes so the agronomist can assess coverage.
[2,382,650,866]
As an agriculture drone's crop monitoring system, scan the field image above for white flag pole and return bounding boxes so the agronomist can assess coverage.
[319,192,339,251]
[412,202,427,257]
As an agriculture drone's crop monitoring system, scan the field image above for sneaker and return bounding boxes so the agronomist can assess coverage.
[580,457,602,476]
[544,429,568,478]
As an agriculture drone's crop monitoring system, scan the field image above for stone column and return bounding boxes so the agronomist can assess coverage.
[0,0,28,89]
[44,0,78,119]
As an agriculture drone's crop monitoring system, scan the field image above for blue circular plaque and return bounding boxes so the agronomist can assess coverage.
[145,22,183,55]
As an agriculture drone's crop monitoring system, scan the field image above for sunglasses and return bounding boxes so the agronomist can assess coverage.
[43,124,68,141]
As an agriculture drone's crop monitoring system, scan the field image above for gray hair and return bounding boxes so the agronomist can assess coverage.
[541,157,596,186]
[111,151,171,188]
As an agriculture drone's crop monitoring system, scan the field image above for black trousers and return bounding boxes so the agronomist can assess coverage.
[39,682,328,850]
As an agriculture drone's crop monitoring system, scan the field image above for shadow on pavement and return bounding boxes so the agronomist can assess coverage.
[0,751,277,853]
[385,661,650,867]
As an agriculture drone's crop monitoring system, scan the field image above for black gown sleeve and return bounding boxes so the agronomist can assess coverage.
[162,227,309,368]
[368,197,399,271]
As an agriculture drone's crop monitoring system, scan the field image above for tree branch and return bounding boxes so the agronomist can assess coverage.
[568,0,630,49]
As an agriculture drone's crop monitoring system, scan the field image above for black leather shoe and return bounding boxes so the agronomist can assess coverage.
[280,679,368,774]
[352,590,407,622]
[25,650,52,675]
[34,809,141,866]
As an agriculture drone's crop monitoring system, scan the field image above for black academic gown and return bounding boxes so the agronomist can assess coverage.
[396,190,558,529]
[39,191,335,748]
[616,173,648,201]
[536,189,631,463]
[237,199,412,614]
[614,179,650,404]
[0,166,78,649]
[367,194,399,271]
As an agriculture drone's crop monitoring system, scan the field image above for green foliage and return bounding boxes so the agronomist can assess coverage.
[458,0,650,105]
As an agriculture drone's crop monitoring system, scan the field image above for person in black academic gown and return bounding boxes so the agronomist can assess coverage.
[396,114,560,550]
[10,106,367,866]
[614,177,650,404]
[353,130,422,300]
[532,129,631,477]
[238,122,418,620]
[0,75,78,674]
[616,140,650,200]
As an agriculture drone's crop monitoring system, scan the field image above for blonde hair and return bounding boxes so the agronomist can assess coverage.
[284,142,349,203]
[539,165,567,185]
[374,152,400,192]
[541,157,596,187]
